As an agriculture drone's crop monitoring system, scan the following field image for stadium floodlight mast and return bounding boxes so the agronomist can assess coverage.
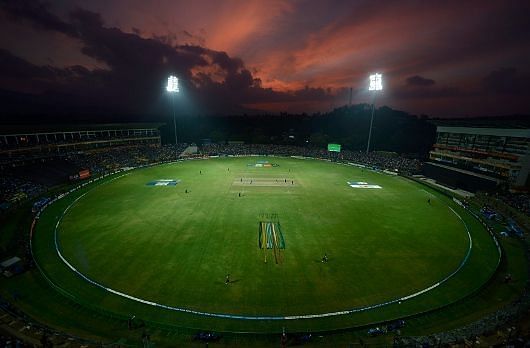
[166,75,179,158]
[366,73,383,154]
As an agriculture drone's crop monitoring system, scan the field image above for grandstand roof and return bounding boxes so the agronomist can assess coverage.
[436,126,530,138]
[426,161,501,183]
[430,116,530,129]
[0,123,165,135]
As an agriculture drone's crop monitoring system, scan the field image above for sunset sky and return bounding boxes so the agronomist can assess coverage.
[1,0,530,119]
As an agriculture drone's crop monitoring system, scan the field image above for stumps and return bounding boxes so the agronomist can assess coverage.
[258,214,285,264]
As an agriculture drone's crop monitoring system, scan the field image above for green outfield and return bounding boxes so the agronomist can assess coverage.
[32,157,500,333]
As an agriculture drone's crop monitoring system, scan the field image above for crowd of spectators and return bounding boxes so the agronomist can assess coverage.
[498,193,530,217]
[0,333,29,348]
[0,144,189,211]
[67,144,188,175]
[0,295,97,348]
[340,150,421,174]
[0,176,46,210]
[201,143,315,157]
[201,143,421,174]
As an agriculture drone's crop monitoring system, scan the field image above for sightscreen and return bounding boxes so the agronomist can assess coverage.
[328,143,341,152]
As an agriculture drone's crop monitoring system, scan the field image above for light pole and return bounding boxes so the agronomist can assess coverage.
[366,73,382,154]
[166,75,179,158]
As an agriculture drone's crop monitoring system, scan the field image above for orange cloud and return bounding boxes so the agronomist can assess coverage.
[248,1,503,94]
[203,0,293,55]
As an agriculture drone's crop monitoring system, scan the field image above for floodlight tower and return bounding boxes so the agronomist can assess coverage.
[166,75,179,157]
[366,73,382,154]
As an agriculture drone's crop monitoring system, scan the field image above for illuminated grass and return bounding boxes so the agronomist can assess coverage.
[32,157,500,332]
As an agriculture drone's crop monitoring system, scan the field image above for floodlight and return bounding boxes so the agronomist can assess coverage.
[369,73,383,91]
[166,75,179,93]
[166,75,180,152]
[366,73,383,154]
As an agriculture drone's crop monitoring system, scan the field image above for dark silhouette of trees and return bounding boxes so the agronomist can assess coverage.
[162,104,436,156]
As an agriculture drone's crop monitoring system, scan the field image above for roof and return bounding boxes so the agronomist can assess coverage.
[0,256,21,268]
[0,123,166,135]
[429,115,530,129]
[436,126,530,138]
[426,162,501,183]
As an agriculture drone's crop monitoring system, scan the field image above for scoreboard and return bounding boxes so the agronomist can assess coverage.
[328,143,341,152]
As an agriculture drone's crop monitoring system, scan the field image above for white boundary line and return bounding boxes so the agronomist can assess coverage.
[45,166,478,321]
[421,189,436,197]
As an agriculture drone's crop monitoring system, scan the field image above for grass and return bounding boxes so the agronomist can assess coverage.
[1,157,525,346]
[28,157,500,334]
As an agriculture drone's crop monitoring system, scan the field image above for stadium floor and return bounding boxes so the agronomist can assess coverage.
[31,156,500,332]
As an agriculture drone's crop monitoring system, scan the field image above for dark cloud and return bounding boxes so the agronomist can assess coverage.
[1,0,75,35]
[0,0,306,118]
[0,48,99,97]
[1,0,530,118]
[398,68,530,102]
[393,85,461,100]
[482,68,530,95]
[406,76,435,87]
[0,49,56,79]
[385,3,530,78]
[293,86,334,101]
[388,74,460,100]
[0,0,347,120]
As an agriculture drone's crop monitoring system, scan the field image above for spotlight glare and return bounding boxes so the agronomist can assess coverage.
[369,73,383,91]
[166,75,179,93]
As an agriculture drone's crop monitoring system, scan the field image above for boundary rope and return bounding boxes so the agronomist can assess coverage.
[47,167,477,321]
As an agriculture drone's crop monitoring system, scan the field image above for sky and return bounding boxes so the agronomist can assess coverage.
[1,0,530,120]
